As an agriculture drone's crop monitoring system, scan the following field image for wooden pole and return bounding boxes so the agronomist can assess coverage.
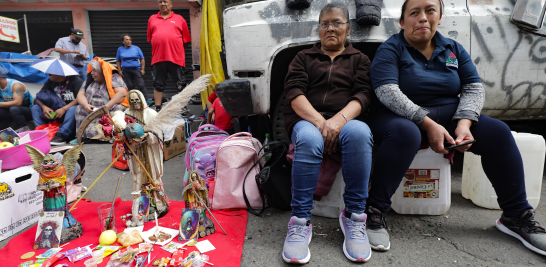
[69,154,121,211]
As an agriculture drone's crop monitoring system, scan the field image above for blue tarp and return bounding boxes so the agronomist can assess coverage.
[0,52,48,83]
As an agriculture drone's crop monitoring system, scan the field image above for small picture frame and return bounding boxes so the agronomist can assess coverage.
[179,209,199,242]
[34,211,64,250]
[137,193,151,222]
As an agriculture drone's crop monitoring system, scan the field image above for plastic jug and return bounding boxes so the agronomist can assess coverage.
[311,170,345,218]
[391,148,451,215]
[462,132,545,209]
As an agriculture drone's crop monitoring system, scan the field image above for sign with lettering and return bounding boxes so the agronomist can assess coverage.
[0,16,19,43]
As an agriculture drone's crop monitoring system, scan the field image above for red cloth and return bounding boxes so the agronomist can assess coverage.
[35,121,61,141]
[2,198,247,267]
[147,11,191,67]
[207,92,217,103]
[212,98,235,130]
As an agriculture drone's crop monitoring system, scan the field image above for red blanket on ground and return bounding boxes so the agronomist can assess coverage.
[2,198,248,267]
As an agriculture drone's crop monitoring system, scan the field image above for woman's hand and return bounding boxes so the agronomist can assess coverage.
[454,119,474,153]
[119,70,123,78]
[421,117,455,154]
[319,115,345,154]
[140,69,145,76]
[84,104,96,113]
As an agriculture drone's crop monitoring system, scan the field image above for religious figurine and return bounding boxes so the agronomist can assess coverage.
[182,170,215,237]
[25,144,84,244]
[124,90,169,227]
[76,75,212,228]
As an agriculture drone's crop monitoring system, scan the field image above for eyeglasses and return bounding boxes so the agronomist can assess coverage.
[319,22,348,30]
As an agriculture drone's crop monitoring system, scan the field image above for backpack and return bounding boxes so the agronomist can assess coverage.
[212,132,265,210]
[184,124,229,184]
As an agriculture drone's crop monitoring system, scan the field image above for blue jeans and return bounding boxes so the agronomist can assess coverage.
[31,105,77,137]
[290,120,373,219]
[77,67,87,82]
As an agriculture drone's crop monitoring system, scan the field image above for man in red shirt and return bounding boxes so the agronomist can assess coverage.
[147,0,191,112]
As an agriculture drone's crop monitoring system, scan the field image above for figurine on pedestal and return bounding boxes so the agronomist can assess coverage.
[124,90,169,227]
[25,144,84,244]
[182,170,216,237]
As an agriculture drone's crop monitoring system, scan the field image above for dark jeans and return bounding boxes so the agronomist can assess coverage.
[152,61,186,93]
[367,102,532,218]
[122,68,149,100]
[0,106,32,130]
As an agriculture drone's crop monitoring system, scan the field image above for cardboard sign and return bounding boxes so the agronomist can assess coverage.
[0,16,20,43]
[0,166,43,241]
[164,125,186,161]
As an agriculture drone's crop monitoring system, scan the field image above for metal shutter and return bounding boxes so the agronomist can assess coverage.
[88,9,192,98]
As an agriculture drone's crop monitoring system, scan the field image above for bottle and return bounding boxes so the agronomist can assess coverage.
[264,133,272,162]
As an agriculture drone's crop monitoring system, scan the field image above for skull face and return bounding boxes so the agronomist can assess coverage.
[43,155,58,166]
[130,92,142,109]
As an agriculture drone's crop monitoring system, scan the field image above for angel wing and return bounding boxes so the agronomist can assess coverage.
[24,145,46,172]
[144,74,210,134]
[62,144,84,178]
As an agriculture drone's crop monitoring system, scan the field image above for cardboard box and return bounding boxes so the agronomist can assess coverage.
[0,166,44,241]
[164,125,187,161]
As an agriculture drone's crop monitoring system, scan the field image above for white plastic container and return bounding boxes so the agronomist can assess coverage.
[311,170,345,218]
[391,148,451,215]
[462,132,545,209]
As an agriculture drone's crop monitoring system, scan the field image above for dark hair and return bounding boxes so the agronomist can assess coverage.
[120,34,131,42]
[318,2,350,24]
[399,0,444,22]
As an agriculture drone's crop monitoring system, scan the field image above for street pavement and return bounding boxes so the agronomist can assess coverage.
[2,103,546,266]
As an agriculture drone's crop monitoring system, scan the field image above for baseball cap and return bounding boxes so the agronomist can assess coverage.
[72,29,85,39]
[0,65,7,78]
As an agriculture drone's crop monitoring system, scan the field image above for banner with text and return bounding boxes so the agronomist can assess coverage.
[0,16,19,43]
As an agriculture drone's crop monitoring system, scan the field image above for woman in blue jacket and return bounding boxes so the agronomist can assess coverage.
[116,34,148,101]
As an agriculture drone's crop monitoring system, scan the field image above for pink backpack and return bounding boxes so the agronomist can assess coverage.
[212,132,265,210]
[184,124,229,182]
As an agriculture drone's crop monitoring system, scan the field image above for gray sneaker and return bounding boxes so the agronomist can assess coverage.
[496,209,546,256]
[365,206,391,251]
[282,216,312,264]
[339,210,372,262]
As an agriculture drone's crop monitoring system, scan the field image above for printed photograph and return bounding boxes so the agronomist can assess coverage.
[179,208,199,242]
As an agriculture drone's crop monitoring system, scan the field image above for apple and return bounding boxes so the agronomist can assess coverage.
[0,142,14,149]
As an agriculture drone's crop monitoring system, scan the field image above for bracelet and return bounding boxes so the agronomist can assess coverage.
[339,113,348,122]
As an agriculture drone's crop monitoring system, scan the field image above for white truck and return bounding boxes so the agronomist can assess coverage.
[215,0,546,142]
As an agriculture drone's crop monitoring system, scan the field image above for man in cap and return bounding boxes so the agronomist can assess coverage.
[0,65,34,130]
[32,72,83,145]
[54,29,90,81]
[147,0,191,114]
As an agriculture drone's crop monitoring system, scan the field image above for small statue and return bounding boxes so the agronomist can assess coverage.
[182,171,215,237]
[25,144,84,244]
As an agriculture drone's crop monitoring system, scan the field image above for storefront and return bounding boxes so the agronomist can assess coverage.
[0,0,201,96]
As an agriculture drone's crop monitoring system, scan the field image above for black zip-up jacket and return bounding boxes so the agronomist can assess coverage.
[282,42,372,136]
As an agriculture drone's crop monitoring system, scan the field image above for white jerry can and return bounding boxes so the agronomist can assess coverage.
[462,132,545,210]
[391,148,452,215]
[311,170,345,218]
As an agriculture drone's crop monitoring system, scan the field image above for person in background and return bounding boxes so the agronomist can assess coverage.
[0,65,34,131]
[74,58,129,142]
[116,34,149,101]
[54,29,90,82]
[32,72,83,145]
[207,92,235,134]
[147,0,191,113]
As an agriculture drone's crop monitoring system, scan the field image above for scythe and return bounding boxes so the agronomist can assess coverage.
[76,105,111,145]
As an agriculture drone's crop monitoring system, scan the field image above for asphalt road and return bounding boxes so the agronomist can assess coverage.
[2,104,546,266]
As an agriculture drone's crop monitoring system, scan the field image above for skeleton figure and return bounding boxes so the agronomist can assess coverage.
[25,144,84,244]
[125,90,169,227]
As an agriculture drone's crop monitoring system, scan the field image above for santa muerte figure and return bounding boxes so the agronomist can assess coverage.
[25,144,84,244]
[124,90,169,227]
[76,75,212,228]
[182,170,215,237]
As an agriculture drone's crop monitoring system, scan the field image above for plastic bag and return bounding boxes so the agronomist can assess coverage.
[35,121,61,141]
